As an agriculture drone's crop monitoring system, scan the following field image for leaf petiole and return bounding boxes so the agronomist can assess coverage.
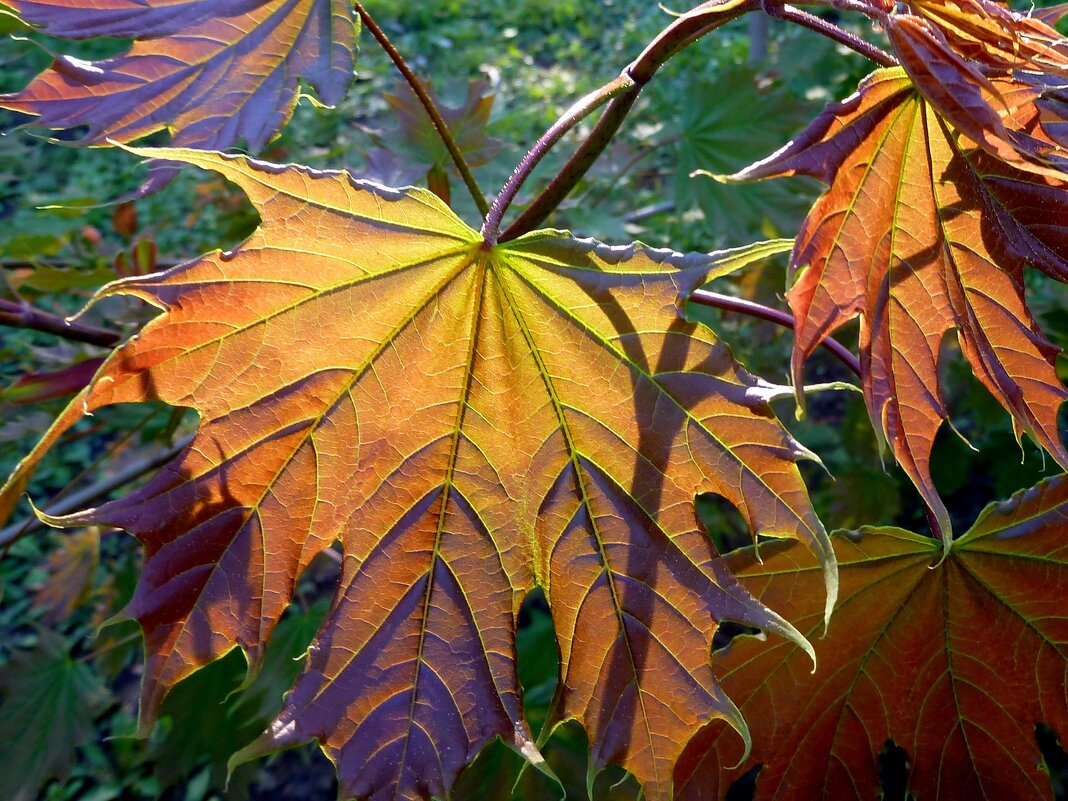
[495,0,761,241]
[689,288,862,377]
[353,2,490,217]
[771,5,897,67]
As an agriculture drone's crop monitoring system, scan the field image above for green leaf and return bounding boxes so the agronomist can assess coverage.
[0,631,111,801]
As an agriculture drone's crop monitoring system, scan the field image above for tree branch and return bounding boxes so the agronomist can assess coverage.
[354,2,490,217]
[494,0,760,242]
[0,298,120,347]
[480,74,636,243]
[689,288,862,377]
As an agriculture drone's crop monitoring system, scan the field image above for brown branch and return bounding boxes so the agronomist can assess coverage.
[689,288,862,377]
[0,298,120,347]
[497,0,759,242]
[0,435,193,548]
[354,1,489,217]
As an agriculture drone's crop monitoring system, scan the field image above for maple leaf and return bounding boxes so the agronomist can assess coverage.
[378,79,505,206]
[729,67,1068,537]
[1,631,111,801]
[31,527,100,625]
[674,65,817,243]
[0,149,836,801]
[673,473,1068,801]
[383,78,505,173]
[0,0,358,192]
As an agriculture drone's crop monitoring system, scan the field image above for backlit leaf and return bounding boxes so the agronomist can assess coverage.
[0,149,835,801]
[882,0,1068,175]
[731,67,1068,537]
[674,473,1068,801]
[383,78,505,173]
[0,0,358,192]
[0,358,103,406]
[0,631,111,801]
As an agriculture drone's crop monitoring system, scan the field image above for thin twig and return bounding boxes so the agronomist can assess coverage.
[0,434,193,547]
[776,5,897,66]
[481,74,636,243]
[0,298,120,347]
[689,288,862,377]
[78,632,142,663]
[497,0,759,241]
[354,2,489,217]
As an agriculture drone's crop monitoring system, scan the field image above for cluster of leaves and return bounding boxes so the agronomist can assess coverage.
[0,0,1067,800]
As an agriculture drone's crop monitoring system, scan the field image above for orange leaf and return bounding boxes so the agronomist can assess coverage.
[675,473,1068,800]
[731,68,1068,538]
[1,1,357,191]
[0,149,836,801]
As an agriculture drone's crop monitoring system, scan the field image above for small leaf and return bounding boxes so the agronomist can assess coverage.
[1,358,104,406]
[382,78,505,174]
[675,473,1068,801]
[32,528,100,624]
[1,148,835,801]
[0,631,111,801]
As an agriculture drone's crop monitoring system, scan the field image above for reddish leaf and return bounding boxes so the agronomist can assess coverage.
[732,68,1068,536]
[1,0,357,191]
[897,0,1068,70]
[32,528,100,624]
[111,201,138,238]
[675,473,1068,801]
[1033,3,1068,27]
[884,0,1068,174]
[0,149,836,801]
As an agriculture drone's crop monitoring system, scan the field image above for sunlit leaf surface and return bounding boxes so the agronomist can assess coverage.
[732,67,1068,536]
[0,149,836,801]
[1,0,357,191]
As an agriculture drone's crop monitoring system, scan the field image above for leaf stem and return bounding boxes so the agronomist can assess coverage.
[689,288,862,377]
[491,0,760,243]
[0,298,119,347]
[481,74,636,243]
[353,2,490,217]
[774,5,897,67]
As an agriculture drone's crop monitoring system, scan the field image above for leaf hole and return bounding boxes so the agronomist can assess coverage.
[696,492,750,554]
[724,763,763,801]
[877,738,911,801]
[1036,722,1068,800]
[516,588,559,739]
